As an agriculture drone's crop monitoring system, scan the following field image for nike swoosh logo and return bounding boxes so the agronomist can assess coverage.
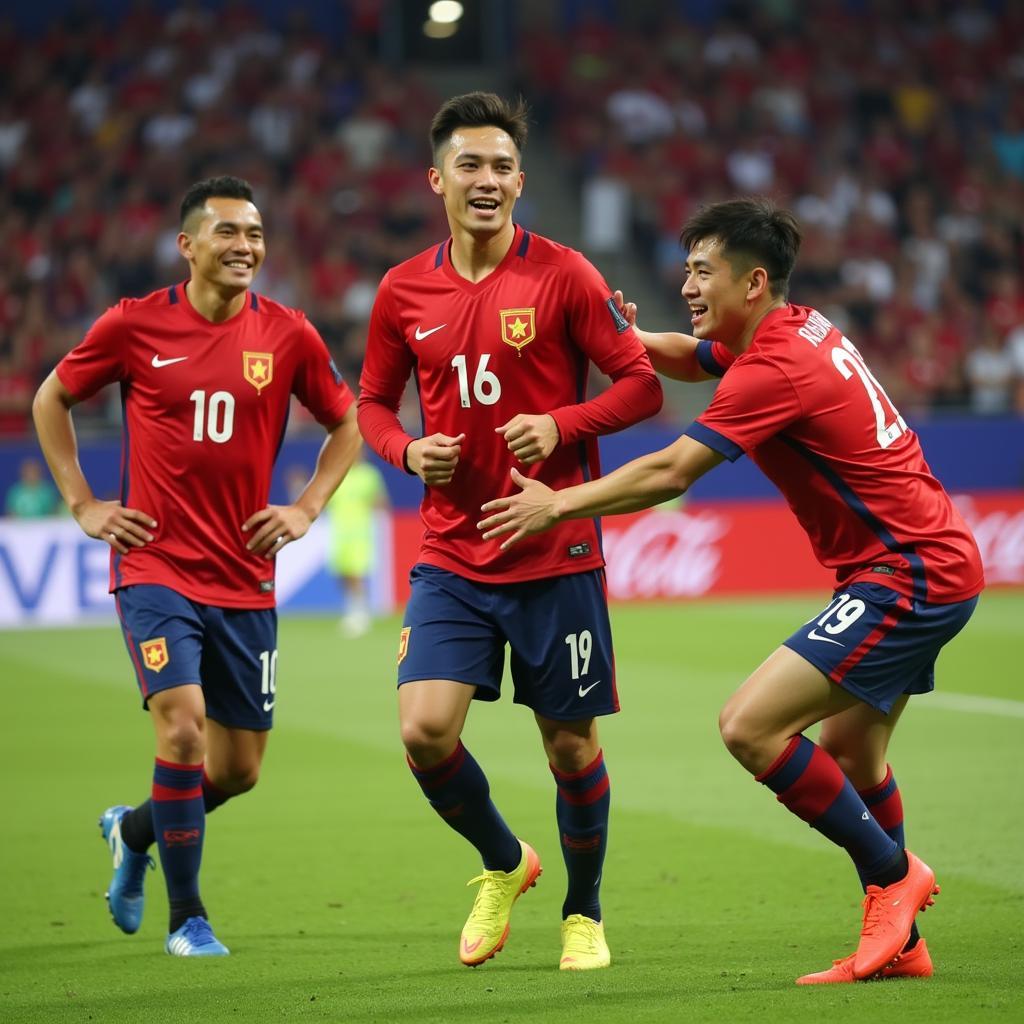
[807,628,844,646]
[152,355,188,368]
[414,324,447,341]
[462,937,483,954]
[578,680,601,698]
[263,700,275,712]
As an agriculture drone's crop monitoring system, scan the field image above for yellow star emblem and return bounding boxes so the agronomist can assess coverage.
[251,360,267,380]
[509,318,528,339]
[146,648,163,666]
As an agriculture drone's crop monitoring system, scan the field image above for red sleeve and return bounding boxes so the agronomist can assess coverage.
[357,274,416,471]
[56,304,129,398]
[692,355,803,456]
[547,252,663,444]
[291,319,354,425]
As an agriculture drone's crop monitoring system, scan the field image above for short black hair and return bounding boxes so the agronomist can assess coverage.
[680,198,802,298]
[429,92,529,165]
[179,176,255,229]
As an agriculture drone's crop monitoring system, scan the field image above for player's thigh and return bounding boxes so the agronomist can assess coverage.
[199,604,279,732]
[505,569,617,721]
[721,644,860,748]
[115,584,205,707]
[785,583,979,714]
[397,565,505,700]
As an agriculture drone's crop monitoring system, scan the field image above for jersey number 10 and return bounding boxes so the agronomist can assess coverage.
[190,389,235,443]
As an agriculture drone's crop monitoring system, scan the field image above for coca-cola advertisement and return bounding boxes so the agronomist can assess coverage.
[390,491,1024,603]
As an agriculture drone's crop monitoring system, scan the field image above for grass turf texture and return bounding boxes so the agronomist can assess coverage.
[1,593,1021,1023]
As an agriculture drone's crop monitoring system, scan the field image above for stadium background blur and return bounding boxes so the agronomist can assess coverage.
[1,0,1022,597]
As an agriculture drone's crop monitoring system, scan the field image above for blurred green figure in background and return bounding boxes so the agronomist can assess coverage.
[325,450,388,636]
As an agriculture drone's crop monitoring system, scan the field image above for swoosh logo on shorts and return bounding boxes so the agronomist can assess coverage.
[578,680,601,697]
[263,699,275,712]
[807,628,844,646]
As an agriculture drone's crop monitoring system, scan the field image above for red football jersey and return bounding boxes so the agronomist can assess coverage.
[358,225,662,583]
[687,305,984,603]
[57,283,353,608]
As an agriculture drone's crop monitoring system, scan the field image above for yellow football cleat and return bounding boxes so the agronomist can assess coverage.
[559,914,611,971]
[459,840,542,967]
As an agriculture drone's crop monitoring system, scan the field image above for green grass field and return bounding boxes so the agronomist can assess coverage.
[2,593,1021,1024]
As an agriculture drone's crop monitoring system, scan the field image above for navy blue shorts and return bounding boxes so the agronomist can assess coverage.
[115,584,279,731]
[783,582,979,713]
[397,564,618,721]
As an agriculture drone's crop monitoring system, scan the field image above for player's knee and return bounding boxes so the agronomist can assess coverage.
[214,765,260,795]
[159,718,205,763]
[400,717,456,766]
[718,705,760,768]
[545,731,592,773]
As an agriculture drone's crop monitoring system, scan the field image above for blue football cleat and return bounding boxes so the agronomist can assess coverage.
[99,805,154,934]
[165,916,230,956]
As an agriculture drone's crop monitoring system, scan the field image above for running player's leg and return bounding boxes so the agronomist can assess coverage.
[397,566,529,966]
[796,696,932,980]
[146,683,210,933]
[535,714,611,970]
[508,568,616,970]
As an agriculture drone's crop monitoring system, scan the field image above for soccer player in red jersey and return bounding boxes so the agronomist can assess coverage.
[33,176,361,956]
[358,93,662,970]
[479,198,984,984]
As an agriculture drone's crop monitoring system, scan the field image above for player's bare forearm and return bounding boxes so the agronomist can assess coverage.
[32,370,157,552]
[245,408,362,558]
[478,435,723,549]
[297,407,362,520]
[638,330,709,382]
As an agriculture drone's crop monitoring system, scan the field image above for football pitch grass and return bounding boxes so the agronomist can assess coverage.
[2,593,1021,1023]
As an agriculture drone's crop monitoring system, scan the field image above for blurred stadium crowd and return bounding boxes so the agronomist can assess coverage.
[1,0,1023,438]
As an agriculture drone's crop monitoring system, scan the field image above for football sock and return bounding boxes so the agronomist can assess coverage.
[757,735,902,881]
[551,749,610,921]
[119,770,234,853]
[149,758,207,933]
[859,765,921,950]
[407,741,521,872]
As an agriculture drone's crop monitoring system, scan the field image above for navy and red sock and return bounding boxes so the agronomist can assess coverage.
[551,749,610,922]
[120,770,232,853]
[408,741,521,872]
[150,758,207,933]
[757,735,903,884]
[859,765,920,950]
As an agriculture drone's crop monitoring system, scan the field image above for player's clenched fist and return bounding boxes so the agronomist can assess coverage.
[496,413,559,464]
[406,432,466,485]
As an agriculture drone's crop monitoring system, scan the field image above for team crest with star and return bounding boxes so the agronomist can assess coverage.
[243,351,274,392]
[140,637,169,673]
[499,308,536,353]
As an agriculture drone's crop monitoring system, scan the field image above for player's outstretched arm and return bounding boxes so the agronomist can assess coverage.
[244,404,362,558]
[478,435,723,550]
[32,370,156,554]
[612,289,711,382]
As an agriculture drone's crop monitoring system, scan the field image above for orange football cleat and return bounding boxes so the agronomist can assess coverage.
[797,938,933,985]
[853,851,939,979]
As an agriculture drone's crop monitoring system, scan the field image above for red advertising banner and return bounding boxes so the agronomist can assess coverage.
[389,491,1024,603]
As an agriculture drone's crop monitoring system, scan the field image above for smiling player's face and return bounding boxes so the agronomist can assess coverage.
[681,237,757,345]
[429,125,524,240]
[179,197,266,294]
